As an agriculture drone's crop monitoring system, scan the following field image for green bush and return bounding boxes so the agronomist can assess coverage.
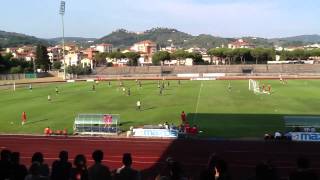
[53,61,62,70]
[10,66,23,74]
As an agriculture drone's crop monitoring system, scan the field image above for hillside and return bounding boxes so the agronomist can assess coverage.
[270,35,320,47]
[49,37,97,47]
[96,28,234,49]
[1,28,320,49]
[0,30,49,47]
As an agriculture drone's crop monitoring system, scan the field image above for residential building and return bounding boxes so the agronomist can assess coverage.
[47,46,63,63]
[228,39,254,49]
[95,43,113,53]
[83,48,98,60]
[130,40,157,65]
[80,58,94,69]
[63,51,83,66]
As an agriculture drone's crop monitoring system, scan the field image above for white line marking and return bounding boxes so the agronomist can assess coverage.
[194,82,203,121]
[0,136,173,144]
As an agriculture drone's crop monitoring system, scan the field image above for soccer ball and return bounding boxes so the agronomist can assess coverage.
[10,122,13,125]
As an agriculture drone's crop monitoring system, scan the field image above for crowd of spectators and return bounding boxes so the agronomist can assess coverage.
[0,149,140,180]
[1,149,318,180]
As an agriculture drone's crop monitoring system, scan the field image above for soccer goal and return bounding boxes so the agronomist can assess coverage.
[74,114,120,135]
[248,79,262,94]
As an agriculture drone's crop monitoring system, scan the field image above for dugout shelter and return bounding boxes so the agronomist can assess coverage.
[74,114,120,135]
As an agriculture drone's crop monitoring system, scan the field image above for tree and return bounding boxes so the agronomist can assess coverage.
[94,52,108,66]
[292,49,308,60]
[35,44,50,71]
[250,48,263,64]
[235,48,250,64]
[66,65,91,75]
[52,61,62,70]
[223,49,235,65]
[207,48,227,65]
[124,52,140,66]
[188,52,204,65]
[152,51,171,65]
[171,49,189,65]
[108,52,125,59]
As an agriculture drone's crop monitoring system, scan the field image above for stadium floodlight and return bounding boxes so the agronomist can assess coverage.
[59,1,65,15]
[59,1,66,79]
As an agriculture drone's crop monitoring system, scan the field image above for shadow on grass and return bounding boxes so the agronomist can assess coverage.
[142,106,156,111]
[26,118,49,125]
[119,121,133,126]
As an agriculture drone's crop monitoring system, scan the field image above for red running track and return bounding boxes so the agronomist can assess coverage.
[1,135,320,180]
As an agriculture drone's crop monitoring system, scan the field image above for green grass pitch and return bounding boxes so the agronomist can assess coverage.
[1,79,320,138]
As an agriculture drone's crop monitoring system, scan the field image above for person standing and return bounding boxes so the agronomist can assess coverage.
[55,87,59,95]
[114,153,140,180]
[136,100,141,111]
[228,82,232,92]
[51,151,72,180]
[70,154,89,180]
[88,150,111,180]
[181,111,186,124]
[29,84,32,91]
[21,112,27,126]
[48,95,51,102]
[128,88,131,96]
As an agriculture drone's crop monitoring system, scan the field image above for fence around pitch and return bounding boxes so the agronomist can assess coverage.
[74,114,120,135]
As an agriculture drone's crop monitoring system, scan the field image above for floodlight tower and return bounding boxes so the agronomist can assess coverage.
[59,1,66,80]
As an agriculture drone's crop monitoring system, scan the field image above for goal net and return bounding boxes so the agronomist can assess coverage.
[248,79,261,94]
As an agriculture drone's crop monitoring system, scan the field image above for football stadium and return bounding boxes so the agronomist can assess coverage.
[2,0,320,179]
[2,65,320,179]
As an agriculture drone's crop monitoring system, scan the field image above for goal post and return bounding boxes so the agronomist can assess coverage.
[249,79,261,94]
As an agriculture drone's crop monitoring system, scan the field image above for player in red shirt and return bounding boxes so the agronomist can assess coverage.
[103,115,113,128]
[21,112,27,126]
[181,111,187,123]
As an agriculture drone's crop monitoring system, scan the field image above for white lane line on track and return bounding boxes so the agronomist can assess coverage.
[0,136,173,144]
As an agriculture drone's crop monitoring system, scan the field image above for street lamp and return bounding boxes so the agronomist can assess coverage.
[59,1,66,80]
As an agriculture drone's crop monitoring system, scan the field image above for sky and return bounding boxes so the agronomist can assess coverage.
[0,0,319,39]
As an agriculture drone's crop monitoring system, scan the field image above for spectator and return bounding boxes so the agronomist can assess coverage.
[216,159,231,180]
[51,150,72,180]
[10,152,27,180]
[88,150,111,180]
[248,162,278,180]
[164,122,169,129]
[274,132,282,140]
[31,152,50,178]
[25,162,48,180]
[114,153,140,180]
[0,149,11,180]
[199,153,219,180]
[289,157,318,180]
[70,154,89,180]
[156,157,187,180]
